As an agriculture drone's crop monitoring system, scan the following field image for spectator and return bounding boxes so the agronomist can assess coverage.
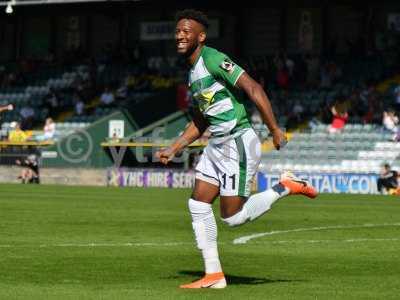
[286,101,305,129]
[306,54,320,87]
[35,118,56,141]
[320,63,332,89]
[285,54,295,79]
[276,64,289,90]
[46,88,59,109]
[16,154,40,184]
[383,110,399,141]
[75,99,85,116]
[20,105,35,130]
[293,101,305,116]
[377,163,399,194]
[8,122,28,142]
[360,81,376,109]
[358,80,380,123]
[100,87,115,107]
[328,100,348,134]
[394,85,400,112]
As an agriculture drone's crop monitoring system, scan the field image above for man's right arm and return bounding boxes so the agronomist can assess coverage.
[156,108,208,165]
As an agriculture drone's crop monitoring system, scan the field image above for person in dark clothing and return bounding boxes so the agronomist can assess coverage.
[377,163,398,194]
[16,154,40,184]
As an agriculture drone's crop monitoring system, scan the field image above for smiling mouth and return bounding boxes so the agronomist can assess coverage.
[177,42,187,49]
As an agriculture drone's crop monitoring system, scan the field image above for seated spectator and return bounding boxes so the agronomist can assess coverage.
[34,118,56,141]
[100,87,115,107]
[306,54,320,87]
[286,101,305,129]
[377,163,399,195]
[285,54,295,79]
[328,100,348,134]
[394,85,400,112]
[276,65,289,90]
[359,81,377,116]
[383,109,399,137]
[16,154,40,184]
[20,105,35,130]
[293,101,304,116]
[320,63,332,89]
[43,88,59,117]
[8,122,28,142]
[75,98,85,116]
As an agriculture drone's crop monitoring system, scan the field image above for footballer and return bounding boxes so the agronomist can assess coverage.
[157,9,317,289]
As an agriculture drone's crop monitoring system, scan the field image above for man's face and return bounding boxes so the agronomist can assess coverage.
[175,19,203,56]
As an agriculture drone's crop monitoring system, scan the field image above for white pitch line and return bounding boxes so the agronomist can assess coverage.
[233,223,400,244]
[0,242,192,248]
[0,224,399,248]
[0,237,399,249]
[251,238,400,245]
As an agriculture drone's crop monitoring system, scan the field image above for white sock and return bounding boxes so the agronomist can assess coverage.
[222,184,290,226]
[188,199,222,274]
[244,187,288,221]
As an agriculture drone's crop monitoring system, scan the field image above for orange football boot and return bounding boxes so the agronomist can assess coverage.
[179,272,227,289]
[279,172,318,198]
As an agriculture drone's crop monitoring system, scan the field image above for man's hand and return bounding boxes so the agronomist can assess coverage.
[271,128,287,150]
[155,147,175,165]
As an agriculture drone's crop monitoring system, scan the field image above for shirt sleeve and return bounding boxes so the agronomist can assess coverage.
[205,52,245,87]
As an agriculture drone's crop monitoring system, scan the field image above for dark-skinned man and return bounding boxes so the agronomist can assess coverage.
[156,9,317,289]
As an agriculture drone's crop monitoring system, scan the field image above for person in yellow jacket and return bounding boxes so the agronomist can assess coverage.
[8,122,28,142]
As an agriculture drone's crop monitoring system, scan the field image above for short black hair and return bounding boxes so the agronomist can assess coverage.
[384,163,391,169]
[176,9,209,29]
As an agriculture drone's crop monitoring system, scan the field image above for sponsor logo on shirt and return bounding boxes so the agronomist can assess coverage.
[220,59,235,73]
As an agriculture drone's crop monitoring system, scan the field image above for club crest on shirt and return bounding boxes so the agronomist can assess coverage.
[220,59,235,73]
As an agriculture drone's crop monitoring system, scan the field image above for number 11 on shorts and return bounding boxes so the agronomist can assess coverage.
[222,173,236,190]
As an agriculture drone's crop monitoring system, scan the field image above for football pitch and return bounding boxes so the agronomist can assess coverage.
[0,184,399,300]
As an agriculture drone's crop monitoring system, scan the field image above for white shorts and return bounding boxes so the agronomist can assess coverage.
[195,128,261,197]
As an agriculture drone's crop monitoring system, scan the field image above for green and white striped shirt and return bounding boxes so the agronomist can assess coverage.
[189,46,251,142]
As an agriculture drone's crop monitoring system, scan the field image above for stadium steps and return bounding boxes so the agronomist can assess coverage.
[261,124,399,173]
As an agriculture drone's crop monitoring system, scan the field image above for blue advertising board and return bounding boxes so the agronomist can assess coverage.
[257,172,379,194]
[107,168,380,194]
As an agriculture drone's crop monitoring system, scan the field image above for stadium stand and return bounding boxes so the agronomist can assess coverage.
[261,124,397,174]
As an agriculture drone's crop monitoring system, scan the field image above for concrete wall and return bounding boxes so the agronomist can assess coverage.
[0,166,105,186]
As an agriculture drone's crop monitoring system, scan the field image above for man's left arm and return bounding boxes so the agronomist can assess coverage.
[235,72,286,150]
[0,104,13,113]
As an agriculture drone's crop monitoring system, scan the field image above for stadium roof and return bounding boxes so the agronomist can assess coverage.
[0,0,142,6]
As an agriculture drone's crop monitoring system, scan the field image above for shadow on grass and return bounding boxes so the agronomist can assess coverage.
[171,270,306,286]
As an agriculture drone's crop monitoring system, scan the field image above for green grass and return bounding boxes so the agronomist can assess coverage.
[0,184,399,299]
